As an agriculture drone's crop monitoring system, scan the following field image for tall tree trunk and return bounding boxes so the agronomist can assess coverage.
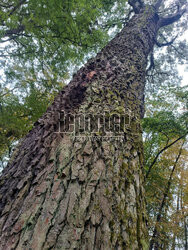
[0,4,169,250]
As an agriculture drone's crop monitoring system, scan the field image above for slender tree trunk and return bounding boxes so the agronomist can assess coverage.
[149,143,184,250]
[172,189,180,250]
[181,190,188,250]
[0,5,160,250]
[184,218,188,250]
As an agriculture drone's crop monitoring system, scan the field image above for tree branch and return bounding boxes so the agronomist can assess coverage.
[128,0,144,14]
[146,52,155,74]
[1,25,25,39]
[8,0,27,16]
[155,34,178,47]
[158,6,187,28]
[0,3,14,8]
[0,87,18,98]
[155,0,164,11]
[159,32,186,58]
[145,133,187,180]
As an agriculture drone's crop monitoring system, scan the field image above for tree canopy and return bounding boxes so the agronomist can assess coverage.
[0,0,187,162]
[0,0,128,164]
[0,0,128,71]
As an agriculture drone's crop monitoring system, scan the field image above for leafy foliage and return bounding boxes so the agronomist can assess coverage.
[0,0,128,74]
[0,0,129,167]
[0,66,65,168]
[143,84,188,249]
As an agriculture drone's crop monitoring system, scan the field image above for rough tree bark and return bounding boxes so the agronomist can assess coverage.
[0,1,186,249]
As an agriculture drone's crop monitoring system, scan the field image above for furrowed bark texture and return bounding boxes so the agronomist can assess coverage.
[0,6,159,250]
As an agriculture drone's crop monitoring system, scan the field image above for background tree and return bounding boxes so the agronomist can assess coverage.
[142,82,188,249]
[143,75,188,249]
